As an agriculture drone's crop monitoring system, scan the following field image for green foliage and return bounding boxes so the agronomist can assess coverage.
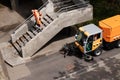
[77,0,120,28]
[90,0,120,20]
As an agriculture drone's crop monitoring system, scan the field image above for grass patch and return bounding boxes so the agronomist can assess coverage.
[77,0,120,27]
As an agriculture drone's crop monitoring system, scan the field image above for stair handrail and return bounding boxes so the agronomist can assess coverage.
[52,0,72,4]
[13,1,49,32]
[56,0,89,13]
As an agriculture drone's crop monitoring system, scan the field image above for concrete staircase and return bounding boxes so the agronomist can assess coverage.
[11,13,55,57]
[0,0,93,66]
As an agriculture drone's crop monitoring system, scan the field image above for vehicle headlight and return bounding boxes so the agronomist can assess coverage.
[75,34,78,40]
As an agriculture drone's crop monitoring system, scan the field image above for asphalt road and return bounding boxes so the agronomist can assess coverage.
[14,47,120,80]
[74,57,120,80]
[57,52,120,80]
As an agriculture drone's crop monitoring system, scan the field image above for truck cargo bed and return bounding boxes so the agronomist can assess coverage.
[99,15,120,42]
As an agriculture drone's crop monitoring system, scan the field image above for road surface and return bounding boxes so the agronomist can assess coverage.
[7,46,120,80]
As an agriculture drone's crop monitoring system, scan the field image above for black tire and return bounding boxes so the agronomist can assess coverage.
[84,55,93,61]
[116,40,120,48]
[93,48,102,56]
[103,40,113,50]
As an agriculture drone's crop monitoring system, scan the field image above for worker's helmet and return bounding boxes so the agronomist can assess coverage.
[32,9,38,14]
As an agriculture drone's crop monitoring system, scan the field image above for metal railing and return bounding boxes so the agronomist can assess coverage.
[51,0,72,4]
[12,0,89,32]
[13,1,49,31]
[56,0,89,13]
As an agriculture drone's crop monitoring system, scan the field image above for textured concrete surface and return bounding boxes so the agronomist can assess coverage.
[10,1,48,42]
[0,51,9,80]
[0,0,92,66]
[0,31,11,43]
[7,64,31,80]
[0,42,25,66]
[33,36,75,58]
[22,4,93,58]
[10,0,93,58]
[58,54,120,80]
[55,48,120,80]
[7,45,120,80]
[0,6,24,30]
[78,58,120,80]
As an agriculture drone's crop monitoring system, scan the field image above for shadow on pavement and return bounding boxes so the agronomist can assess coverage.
[0,0,11,9]
[0,0,43,18]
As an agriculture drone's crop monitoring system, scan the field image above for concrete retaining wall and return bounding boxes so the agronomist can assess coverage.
[21,5,93,58]
[11,24,29,42]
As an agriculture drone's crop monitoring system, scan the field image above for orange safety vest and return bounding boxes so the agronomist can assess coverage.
[32,10,42,26]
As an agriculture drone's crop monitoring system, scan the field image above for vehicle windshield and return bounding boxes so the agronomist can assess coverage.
[75,31,87,46]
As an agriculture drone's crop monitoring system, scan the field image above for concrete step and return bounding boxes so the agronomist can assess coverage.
[32,26,41,33]
[0,42,25,67]
[41,21,47,27]
[33,27,42,33]
[17,39,24,47]
[46,14,54,21]
[44,15,53,24]
[20,36,28,45]
[11,34,29,55]
[11,42,21,54]
[32,30,38,35]
[41,23,46,28]
[40,14,54,28]
[15,40,21,48]
[41,18,49,26]
[43,17,50,24]
[27,31,35,37]
[23,33,31,41]
[29,29,36,36]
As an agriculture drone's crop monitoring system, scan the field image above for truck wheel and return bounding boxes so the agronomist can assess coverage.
[116,40,120,48]
[84,55,93,61]
[94,48,102,56]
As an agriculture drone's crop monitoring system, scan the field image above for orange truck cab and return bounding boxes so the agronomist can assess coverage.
[99,15,120,48]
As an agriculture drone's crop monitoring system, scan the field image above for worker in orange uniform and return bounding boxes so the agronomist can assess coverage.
[32,9,43,29]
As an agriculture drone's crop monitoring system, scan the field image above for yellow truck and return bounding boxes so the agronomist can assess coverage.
[63,15,120,61]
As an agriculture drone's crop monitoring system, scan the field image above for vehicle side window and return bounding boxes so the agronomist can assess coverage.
[93,33,101,41]
[86,35,93,51]
[88,36,93,42]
